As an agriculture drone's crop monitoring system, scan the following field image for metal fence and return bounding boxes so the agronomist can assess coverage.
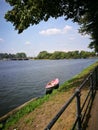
[44,66,98,130]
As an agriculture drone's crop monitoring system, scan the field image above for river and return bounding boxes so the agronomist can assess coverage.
[0,58,98,117]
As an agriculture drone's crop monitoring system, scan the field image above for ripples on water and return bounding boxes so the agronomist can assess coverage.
[0,58,98,117]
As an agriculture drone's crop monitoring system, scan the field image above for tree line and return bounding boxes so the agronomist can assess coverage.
[0,52,27,60]
[36,51,97,60]
[0,51,97,60]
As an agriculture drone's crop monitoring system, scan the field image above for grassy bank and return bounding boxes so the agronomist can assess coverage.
[59,61,98,92]
[0,61,98,130]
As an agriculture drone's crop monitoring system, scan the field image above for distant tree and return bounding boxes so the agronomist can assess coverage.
[0,52,27,59]
[79,51,94,58]
[36,50,97,59]
[8,53,15,59]
[50,51,62,59]
[72,51,80,59]
[37,51,51,59]
[0,53,5,59]
[65,51,72,59]
[60,52,66,59]
[16,52,27,58]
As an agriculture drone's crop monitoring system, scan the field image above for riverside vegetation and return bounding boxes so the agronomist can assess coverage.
[35,51,97,59]
[0,50,97,60]
[0,61,98,130]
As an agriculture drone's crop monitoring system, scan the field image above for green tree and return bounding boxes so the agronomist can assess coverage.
[16,52,27,58]
[80,51,90,58]
[0,53,27,59]
[5,0,98,51]
[60,52,66,59]
[0,53,8,59]
[50,51,63,59]
[8,53,16,59]
[72,51,80,59]
[37,51,51,59]
[36,50,97,59]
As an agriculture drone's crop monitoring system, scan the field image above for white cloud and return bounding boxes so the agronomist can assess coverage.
[25,41,31,45]
[39,28,61,35]
[0,38,4,42]
[63,25,72,33]
[39,25,72,36]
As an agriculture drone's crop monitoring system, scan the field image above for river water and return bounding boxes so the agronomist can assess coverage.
[0,58,98,117]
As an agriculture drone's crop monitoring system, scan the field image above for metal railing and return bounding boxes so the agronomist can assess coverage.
[44,66,98,130]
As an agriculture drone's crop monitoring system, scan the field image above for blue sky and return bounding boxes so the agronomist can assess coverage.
[0,0,92,57]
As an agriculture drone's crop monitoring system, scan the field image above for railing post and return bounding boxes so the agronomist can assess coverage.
[95,66,98,89]
[76,89,82,130]
[90,73,94,100]
[94,68,97,89]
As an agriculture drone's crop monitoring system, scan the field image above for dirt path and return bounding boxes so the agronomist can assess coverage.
[86,91,98,130]
[8,88,76,130]
[7,88,89,130]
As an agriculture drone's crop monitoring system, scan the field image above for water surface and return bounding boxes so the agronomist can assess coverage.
[0,58,97,117]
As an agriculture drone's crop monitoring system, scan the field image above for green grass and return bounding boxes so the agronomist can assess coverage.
[1,94,51,130]
[58,61,98,92]
[1,61,98,130]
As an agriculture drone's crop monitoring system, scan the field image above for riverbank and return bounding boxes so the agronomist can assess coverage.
[0,61,98,130]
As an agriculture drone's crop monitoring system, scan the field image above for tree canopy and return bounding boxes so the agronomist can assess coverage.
[5,0,98,52]
[0,52,27,60]
[36,50,96,59]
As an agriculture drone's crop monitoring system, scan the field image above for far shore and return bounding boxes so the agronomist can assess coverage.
[0,57,98,61]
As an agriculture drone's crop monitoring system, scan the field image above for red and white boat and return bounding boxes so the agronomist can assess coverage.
[45,78,59,94]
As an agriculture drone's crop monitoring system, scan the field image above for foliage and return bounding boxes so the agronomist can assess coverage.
[36,50,97,59]
[0,123,3,129]
[36,51,52,59]
[5,1,98,52]
[0,52,27,60]
[15,52,27,58]
[78,1,98,52]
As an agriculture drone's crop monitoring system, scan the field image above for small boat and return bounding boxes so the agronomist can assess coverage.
[45,78,59,94]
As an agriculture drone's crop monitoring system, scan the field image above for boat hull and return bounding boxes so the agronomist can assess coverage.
[45,78,59,94]
[46,84,59,94]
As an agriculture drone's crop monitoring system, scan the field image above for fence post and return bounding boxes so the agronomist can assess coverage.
[95,66,98,89]
[76,89,82,130]
[90,73,94,100]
